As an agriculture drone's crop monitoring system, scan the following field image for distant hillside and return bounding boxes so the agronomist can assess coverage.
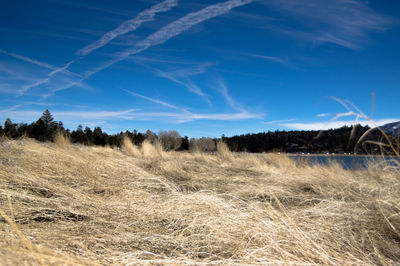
[377,121,400,136]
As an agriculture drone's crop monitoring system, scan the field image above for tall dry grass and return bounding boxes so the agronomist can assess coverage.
[54,131,71,149]
[1,138,399,264]
[141,139,163,158]
[217,141,234,162]
[121,136,141,157]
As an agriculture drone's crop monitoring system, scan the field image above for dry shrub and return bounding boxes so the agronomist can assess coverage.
[190,137,216,152]
[122,136,141,157]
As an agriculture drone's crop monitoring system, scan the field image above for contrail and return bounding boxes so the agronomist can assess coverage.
[0,48,80,76]
[18,59,81,96]
[0,49,56,70]
[49,0,254,96]
[76,0,179,56]
[153,68,207,97]
[122,88,187,111]
[47,59,77,76]
[217,78,245,112]
[0,48,82,95]
[83,0,254,82]
[120,0,254,59]
[18,0,179,95]
[121,89,260,123]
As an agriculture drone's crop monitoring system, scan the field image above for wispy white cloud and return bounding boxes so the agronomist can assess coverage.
[282,95,399,130]
[120,0,254,58]
[122,111,262,123]
[0,49,80,79]
[0,108,262,125]
[82,0,254,81]
[18,59,82,96]
[2,104,24,112]
[0,48,83,95]
[8,0,180,96]
[262,0,394,49]
[316,113,334,118]
[263,118,295,124]
[0,49,56,70]
[159,62,212,77]
[0,64,38,83]
[86,48,214,101]
[189,112,260,121]
[217,78,245,112]
[151,65,210,98]
[24,0,254,98]
[76,0,179,56]
[48,59,79,77]
[19,78,52,95]
[279,119,400,131]
[0,109,139,122]
[54,109,139,119]
[229,9,278,25]
[40,81,86,99]
[122,88,186,111]
[3,101,88,110]
[130,53,207,66]
[331,111,357,120]
[121,89,261,123]
[248,54,289,64]
[37,76,95,99]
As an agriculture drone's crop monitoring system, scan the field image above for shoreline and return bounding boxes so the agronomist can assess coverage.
[234,152,398,158]
[284,153,396,157]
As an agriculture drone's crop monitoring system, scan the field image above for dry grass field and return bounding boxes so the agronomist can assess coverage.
[1,136,400,265]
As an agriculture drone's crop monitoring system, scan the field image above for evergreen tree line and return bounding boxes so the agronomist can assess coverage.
[0,110,390,154]
[222,125,390,154]
[0,110,189,150]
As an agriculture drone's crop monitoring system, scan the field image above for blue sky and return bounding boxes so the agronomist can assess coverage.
[0,0,399,137]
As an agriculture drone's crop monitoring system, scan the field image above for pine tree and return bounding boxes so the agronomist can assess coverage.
[31,110,60,141]
[4,118,18,138]
[71,124,86,144]
[40,109,54,127]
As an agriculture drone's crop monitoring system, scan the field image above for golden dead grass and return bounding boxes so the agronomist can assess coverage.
[122,136,141,157]
[1,138,400,265]
[54,131,71,149]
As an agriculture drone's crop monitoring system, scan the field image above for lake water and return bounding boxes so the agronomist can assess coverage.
[288,155,400,170]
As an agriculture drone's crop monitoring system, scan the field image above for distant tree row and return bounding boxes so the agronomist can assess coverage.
[1,110,64,142]
[0,109,391,154]
[222,125,390,154]
[0,110,196,151]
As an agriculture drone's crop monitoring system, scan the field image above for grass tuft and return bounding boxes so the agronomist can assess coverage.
[54,131,71,148]
[122,136,141,157]
[217,141,234,161]
[141,140,163,158]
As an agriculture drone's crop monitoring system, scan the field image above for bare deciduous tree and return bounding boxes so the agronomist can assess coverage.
[159,130,182,151]
[189,137,215,152]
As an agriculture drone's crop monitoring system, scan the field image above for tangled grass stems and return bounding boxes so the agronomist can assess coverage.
[0,137,399,264]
